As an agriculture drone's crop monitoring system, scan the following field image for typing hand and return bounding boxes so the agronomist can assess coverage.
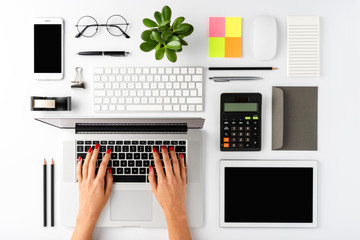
[149,146,191,240]
[72,144,113,240]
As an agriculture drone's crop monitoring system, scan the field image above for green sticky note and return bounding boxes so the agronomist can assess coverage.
[209,37,225,57]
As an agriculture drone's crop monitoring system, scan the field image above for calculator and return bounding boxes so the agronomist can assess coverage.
[220,93,262,151]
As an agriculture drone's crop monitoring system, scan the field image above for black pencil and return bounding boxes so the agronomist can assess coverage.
[209,67,278,71]
[43,159,47,227]
[51,159,54,227]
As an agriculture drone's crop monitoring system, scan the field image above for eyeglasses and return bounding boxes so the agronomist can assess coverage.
[75,15,130,38]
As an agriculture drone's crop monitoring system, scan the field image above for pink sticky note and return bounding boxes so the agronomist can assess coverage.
[209,17,225,37]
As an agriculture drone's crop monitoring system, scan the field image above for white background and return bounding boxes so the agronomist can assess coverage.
[0,0,359,239]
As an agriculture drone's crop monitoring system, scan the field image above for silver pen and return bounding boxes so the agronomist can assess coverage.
[209,76,263,82]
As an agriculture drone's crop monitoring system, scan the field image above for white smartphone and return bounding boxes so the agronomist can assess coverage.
[34,18,64,80]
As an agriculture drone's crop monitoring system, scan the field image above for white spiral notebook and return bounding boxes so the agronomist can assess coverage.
[287,16,320,77]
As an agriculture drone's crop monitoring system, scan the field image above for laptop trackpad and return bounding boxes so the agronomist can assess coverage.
[110,190,153,221]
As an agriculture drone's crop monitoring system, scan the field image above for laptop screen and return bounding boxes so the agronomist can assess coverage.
[224,167,313,223]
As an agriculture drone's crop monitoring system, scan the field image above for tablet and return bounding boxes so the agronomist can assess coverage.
[220,160,317,228]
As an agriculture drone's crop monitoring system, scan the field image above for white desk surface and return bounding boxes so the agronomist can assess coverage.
[0,0,359,239]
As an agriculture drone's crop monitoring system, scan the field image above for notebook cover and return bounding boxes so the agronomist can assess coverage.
[272,87,318,150]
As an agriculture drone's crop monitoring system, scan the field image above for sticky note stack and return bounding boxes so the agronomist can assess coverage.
[209,17,242,58]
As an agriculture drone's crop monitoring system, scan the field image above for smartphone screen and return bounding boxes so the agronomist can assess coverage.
[34,24,62,73]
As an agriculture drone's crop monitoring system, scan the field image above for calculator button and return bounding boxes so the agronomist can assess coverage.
[224,132,229,137]
[231,143,237,148]
[231,118,236,122]
[223,138,229,142]
[245,138,251,142]
[224,143,229,148]
[253,116,259,120]
[231,127,237,131]
[224,121,229,125]
[238,143,244,148]
[245,121,251,125]
[224,126,229,131]
[245,116,251,120]
[245,143,251,147]
[238,121,244,125]
[253,132,258,136]
[231,132,237,137]
[238,138,244,142]
[253,121,258,125]
[245,127,251,131]
[231,138,236,142]
[253,126,258,131]
[231,121,237,125]
[238,132,244,137]
[253,140,259,147]
[245,132,251,137]
[238,126,244,131]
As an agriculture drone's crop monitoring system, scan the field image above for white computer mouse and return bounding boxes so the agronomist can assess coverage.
[252,16,277,61]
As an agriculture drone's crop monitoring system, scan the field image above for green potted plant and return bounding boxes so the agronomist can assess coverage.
[140,5,194,63]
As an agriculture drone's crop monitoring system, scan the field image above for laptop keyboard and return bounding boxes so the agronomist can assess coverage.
[76,140,187,183]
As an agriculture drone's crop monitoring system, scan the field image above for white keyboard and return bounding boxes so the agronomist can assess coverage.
[93,67,204,112]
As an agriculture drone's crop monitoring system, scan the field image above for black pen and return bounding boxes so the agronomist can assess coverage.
[209,67,278,71]
[77,51,129,57]
[43,159,47,227]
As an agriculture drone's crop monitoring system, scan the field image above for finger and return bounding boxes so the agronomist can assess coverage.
[153,147,165,180]
[179,153,186,183]
[76,156,83,183]
[148,166,157,193]
[169,146,181,179]
[97,148,112,180]
[82,147,93,179]
[105,167,113,199]
[88,144,100,179]
[161,146,174,178]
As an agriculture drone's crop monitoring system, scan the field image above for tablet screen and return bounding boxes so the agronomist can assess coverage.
[224,167,313,223]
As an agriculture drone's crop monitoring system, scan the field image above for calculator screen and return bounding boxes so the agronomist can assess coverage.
[224,103,257,112]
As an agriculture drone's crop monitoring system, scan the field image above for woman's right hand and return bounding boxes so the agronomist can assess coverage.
[148,146,191,240]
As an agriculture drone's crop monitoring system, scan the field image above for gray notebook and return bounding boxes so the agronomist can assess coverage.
[272,86,318,150]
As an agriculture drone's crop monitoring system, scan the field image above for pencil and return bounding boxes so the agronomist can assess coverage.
[51,159,54,227]
[43,159,47,227]
[209,67,278,71]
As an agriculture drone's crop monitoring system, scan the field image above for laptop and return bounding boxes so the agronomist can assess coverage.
[36,118,204,227]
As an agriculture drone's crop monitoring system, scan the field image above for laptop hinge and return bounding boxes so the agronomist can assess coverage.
[75,123,188,134]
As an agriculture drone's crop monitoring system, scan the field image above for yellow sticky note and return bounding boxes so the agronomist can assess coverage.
[225,17,242,37]
[209,37,225,57]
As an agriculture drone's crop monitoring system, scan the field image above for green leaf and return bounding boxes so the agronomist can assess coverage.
[179,38,188,46]
[168,35,180,42]
[183,25,194,36]
[155,43,162,51]
[172,17,185,30]
[143,18,158,28]
[166,40,182,50]
[160,20,170,26]
[175,48,183,53]
[155,47,165,60]
[154,11,162,25]
[158,25,170,32]
[162,5,172,21]
[174,23,191,33]
[165,48,177,62]
[140,41,158,52]
[161,30,172,42]
[141,30,152,41]
[151,31,164,44]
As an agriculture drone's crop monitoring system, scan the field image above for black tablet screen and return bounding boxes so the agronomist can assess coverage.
[224,167,313,223]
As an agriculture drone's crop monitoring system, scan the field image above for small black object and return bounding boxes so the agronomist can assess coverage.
[220,93,262,151]
[31,96,71,111]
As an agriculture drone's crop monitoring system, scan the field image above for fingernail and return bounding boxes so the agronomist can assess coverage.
[180,153,183,158]
[161,145,166,150]
[106,148,111,154]
[152,147,157,152]
[149,166,152,172]
[95,143,99,149]
[169,146,174,151]
[88,147,92,153]
[78,156,82,162]
[108,167,112,174]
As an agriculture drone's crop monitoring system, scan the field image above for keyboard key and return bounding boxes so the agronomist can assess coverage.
[111,153,118,159]
[140,141,146,145]
[117,168,123,174]
[113,175,146,182]
[171,141,178,145]
[119,153,125,159]
[77,153,86,160]
[147,141,154,145]
[141,153,148,159]
[143,161,150,167]
[115,146,122,152]
[155,141,162,145]
[132,141,139,145]
[179,141,186,145]
[121,161,127,167]
[130,146,137,152]
[134,153,140,159]
[126,153,133,159]
[77,146,84,152]
[124,168,131,174]
[128,161,135,167]
[109,141,115,145]
[93,141,99,144]
[124,141,131,145]
[77,141,84,145]
[140,168,146,174]
[136,161,142,167]
[85,146,91,152]
[163,141,170,145]
[113,160,120,167]
[85,141,92,144]
[101,141,107,145]
[116,141,123,145]
[137,146,144,152]
[122,146,129,152]
[175,146,186,152]
[132,168,139,174]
